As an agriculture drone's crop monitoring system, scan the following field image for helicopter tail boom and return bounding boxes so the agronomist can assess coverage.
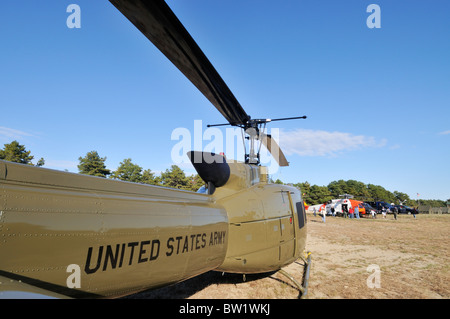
[0,160,228,298]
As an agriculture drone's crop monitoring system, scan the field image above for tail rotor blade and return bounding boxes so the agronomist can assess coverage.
[260,133,289,167]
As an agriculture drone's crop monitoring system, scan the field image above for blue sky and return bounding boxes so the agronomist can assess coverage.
[0,1,449,201]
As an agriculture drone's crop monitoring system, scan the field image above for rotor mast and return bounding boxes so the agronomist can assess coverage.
[208,116,307,166]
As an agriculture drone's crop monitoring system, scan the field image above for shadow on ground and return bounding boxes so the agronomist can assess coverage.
[123,270,284,299]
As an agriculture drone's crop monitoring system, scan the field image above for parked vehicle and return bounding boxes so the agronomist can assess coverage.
[394,205,415,214]
[332,198,352,216]
[361,202,376,215]
[366,201,394,212]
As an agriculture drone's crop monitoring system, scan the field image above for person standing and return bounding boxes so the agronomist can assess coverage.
[355,205,360,219]
[342,203,348,218]
[393,206,398,220]
[324,203,331,223]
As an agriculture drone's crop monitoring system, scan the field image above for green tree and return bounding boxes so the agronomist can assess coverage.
[274,179,284,185]
[327,180,347,198]
[110,158,143,183]
[141,169,159,185]
[0,140,44,166]
[36,157,45,167]
[327,180,370,200]
[186,174,205,192]
[417,199,446,207]
[294,181,311,204]
[367,184,384,201]
[160,165,189,190]
[309,185,333,204]
[78,151,111,178]
[367,184,395,203]
[393,191,410,205]
[346,180,370,199]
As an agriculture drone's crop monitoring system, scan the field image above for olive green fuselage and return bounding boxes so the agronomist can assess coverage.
[0,159,306,298]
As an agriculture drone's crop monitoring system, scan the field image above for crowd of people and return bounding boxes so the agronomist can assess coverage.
[310,202,417,223]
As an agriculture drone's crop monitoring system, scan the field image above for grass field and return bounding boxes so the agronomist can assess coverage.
[127,213,449,299]
[303,212,449,299]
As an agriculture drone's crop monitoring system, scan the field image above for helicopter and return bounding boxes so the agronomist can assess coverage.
[0,0,311,299]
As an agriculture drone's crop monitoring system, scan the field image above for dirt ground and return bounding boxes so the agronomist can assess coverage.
[127,213,449,299]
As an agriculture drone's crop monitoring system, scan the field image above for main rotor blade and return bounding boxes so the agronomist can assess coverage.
[260,133,289,167]
[109,0,250,126]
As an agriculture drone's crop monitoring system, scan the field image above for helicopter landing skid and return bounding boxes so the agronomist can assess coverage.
[278,251,312,299]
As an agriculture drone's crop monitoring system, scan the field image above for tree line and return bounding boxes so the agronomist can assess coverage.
[0,141,203,192]
[0,140,45,167]
[1,140,448,206]
[274,179,446,208]
[77,150,204,191]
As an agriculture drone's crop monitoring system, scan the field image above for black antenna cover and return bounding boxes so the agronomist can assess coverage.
[187,151,230,188]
